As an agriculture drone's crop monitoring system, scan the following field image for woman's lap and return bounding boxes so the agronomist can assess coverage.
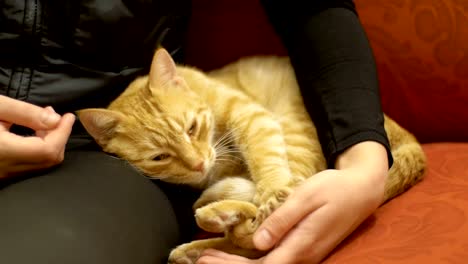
[0,143,198,264]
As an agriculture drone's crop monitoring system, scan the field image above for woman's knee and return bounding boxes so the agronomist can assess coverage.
[0,151,181,264]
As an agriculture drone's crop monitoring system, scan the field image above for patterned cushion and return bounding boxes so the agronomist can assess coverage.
[355,0,468,143]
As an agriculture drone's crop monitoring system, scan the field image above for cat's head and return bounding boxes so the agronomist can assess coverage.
[77,49,216,187]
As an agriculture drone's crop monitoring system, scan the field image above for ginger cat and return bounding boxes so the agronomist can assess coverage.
[77,49,426,264]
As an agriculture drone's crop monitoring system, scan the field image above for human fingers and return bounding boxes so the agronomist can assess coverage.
[1,113,74,162]
[197,256,248,264]
[0,135,68,178]
[0,106,54,136]
[197,249,262,264]
[41,113,75,159]
[0,95,61,130]
[0,134,58,178]
[260,206,332,264]
[35,107,57,137]
[265,171,379,264]
[0,113,73,177]
[0,161,56,178]
[252,175,329,250]
[0,120,11,132]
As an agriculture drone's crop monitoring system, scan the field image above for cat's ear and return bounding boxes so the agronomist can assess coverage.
[148,48,186,89]
[76,108,124,147]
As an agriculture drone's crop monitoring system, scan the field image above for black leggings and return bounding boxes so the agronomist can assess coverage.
[0,138,200,264]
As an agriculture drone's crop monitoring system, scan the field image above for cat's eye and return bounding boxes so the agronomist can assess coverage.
[152,154,170,161]
[187,121,197,136]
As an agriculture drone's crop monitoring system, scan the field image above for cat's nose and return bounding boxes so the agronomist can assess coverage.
[193,161,205,173]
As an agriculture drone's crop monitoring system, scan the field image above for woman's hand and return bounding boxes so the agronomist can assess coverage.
[0,95,75,178]
[197,141,389,264]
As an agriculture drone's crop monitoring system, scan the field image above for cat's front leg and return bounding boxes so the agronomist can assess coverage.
[168,238,225,264]
[251,184,294,227]
[168,237,264,264]
[193,182,293,246]
[195,199,258,248]
[221,101,296,224]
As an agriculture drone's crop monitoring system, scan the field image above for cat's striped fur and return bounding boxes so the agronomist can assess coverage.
[78,49,426,264]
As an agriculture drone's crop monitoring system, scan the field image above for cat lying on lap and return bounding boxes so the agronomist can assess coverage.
[77,48,426,264]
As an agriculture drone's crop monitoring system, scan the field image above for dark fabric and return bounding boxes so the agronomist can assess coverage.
[1,0,392,166]
[260,0,393,168]
[0,0,191,114]
[0,138,199,264]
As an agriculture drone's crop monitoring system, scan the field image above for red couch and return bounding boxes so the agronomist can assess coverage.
[184,0,468,263]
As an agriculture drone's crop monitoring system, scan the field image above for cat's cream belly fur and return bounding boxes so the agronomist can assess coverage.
[76,49,426,264]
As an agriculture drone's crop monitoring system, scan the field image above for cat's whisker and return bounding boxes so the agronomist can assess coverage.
[216,152,243,161]
[215,147,240,158]
[218,156,244,162]
[216,153,244,163]
[214,143,229,152]
[214,126,242,145]
[214,137,240,153]
[216,146,241,153]
[215,147,242,154]
[215,151,243,161]
[215,157,237,162]
[213,130,236,149]
[214,158,240,166]
[215,145,242,155]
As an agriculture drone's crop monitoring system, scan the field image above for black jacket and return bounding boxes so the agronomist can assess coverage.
[0,0,392,167]
[0,0,191,113]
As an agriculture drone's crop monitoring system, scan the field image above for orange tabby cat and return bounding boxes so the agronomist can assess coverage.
[77,48,426,264]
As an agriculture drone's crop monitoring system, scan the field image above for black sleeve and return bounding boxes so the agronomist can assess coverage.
[260,0,393,168]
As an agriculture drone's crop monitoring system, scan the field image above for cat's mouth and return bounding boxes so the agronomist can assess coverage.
[181,169,214,188]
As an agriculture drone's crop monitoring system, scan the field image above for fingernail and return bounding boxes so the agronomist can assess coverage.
[254,229,273,249]
[41,110,61,127]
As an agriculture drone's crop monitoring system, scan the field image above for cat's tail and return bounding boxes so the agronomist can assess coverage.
[383,116,427,202]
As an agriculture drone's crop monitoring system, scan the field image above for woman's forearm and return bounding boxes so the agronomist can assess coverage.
[261,0,393,168]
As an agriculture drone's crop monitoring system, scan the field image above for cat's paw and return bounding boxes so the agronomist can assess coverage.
[195,206,240,233]
[253,187,292,225]
[168,237,239,264]
[195,200,257,233]
[168,244,202,264]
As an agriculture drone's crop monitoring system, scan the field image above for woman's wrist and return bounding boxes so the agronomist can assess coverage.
[335,141,388,173]
[334,141,389,202]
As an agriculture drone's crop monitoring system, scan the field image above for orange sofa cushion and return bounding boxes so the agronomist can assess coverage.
[354,0,468,143]
[323,143,468,263]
